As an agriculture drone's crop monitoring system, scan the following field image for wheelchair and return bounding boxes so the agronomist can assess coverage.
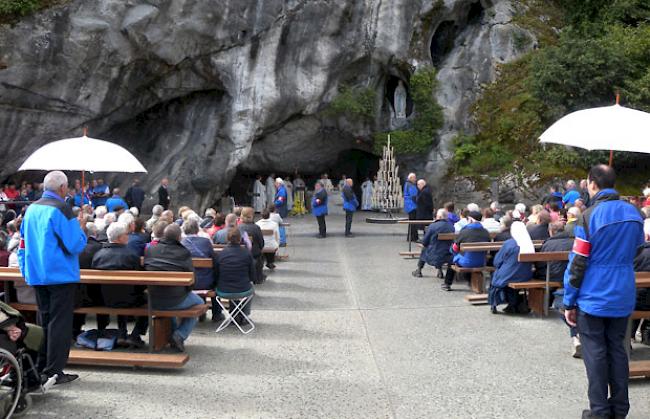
[0,347,56,418]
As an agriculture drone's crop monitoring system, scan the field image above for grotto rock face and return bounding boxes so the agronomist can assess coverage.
[0,0,533,209]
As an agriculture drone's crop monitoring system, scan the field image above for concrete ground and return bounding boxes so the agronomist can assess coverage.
[23,214,650,418]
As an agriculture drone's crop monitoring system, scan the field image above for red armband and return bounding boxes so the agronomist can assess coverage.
[573,238,591,257]
[452,243,459,253]
[19,239,24,249]
[279,197,284,202]
[316,199,321,205]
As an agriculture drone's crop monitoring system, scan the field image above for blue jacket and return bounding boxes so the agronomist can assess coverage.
[403,181,417,214]
[563,189,580,206]
[91,184,110,207]
[128,232,148,258]
[311,188,328,217]
[274,185,288,217]
[181,235,216,290]
[490,239,532,288]
[563,189,644,317]
[342,185,359,212]
[420,219,454,267]
[106,195,128,212]
[74,192,90,207]
[18,192,87,286]
[451,222,490,267]
[447,212,460,225]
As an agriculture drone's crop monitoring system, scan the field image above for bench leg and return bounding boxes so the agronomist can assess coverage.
[152,317,172,351]
[528,289,545,316]
[470,272,485,294]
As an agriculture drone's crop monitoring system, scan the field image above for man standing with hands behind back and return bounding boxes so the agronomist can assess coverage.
[19,170,87,385]
[563,165,644,419]
[158,177,171,210]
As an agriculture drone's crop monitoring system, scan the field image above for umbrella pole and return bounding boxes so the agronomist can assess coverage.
[609,150,613,166]
[81,127,88,206]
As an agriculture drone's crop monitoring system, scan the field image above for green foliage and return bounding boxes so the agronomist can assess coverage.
[373,67,444,154]
[325,85,376,121]
[0,0,39,16]
[450,0,650,188]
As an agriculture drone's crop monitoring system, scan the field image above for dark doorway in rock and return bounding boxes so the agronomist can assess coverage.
[330,148,379,197]
[385,76,413,118]
[430,20,457,67]
[467,0,485,25]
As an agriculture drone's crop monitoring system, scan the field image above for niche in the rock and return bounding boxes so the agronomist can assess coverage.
[385,76,413,119]
[429,20,457,67]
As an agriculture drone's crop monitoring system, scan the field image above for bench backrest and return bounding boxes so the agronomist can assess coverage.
[0,267,194,286]
[437,232,499,241]
[461,241,544,252]
[517,251,570,263]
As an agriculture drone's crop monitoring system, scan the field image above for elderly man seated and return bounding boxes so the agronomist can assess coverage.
[144,223,203,352]
[92,222,148,348]
[146,204,164,232]
[488,222,534,314]
[446,211,491,291]
[481,208,501,233]
[214,213,238,244]
[412,209,454,279]
[454,203,480,232]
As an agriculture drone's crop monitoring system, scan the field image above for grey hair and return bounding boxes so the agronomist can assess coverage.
[104,212,117,225]
[129,207,140,217]
[204,208,217,218]
[85,222,98,237]
[567,180,576,188]
[152,205,164,216]
[43,170,68,192]
[94,206,107,218]
[118,212,134,226]
[182,218,200,235]
[224,213,238,227]
[107,221,129,243]
[436,208,448,219]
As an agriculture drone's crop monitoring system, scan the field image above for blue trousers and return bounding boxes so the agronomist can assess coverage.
[164,292,204,341]
[577,310,630,417]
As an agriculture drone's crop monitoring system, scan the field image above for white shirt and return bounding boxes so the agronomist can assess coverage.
[256,218,280,249]
[269,213,283,226]
[481,218,501,233]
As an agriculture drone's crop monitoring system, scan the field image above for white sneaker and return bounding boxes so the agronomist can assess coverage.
[572,336,582,359]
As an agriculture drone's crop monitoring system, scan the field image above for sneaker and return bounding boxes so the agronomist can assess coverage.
[266,263,276,270]
[581,410,610,419]
[502,305,517,314]
[54,373,79,385]
[440,284,451,291]
[345,233,354,238]
[127,335,146,349]
[490,306,498,314]
[169,332,185,352]
[411,269,423,278]
[572,336,582,358]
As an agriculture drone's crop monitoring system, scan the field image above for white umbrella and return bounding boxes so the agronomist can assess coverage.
[539,102,650,165]
[19,134,147,173]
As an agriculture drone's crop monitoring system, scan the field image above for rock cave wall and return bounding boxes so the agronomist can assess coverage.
[0,0,533,210]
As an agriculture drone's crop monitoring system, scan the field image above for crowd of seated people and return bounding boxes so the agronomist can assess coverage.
[0,175,288,353]
[412,176,650,359]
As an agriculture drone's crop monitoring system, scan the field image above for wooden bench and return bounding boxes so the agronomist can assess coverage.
[450,265,495,294]
[630,273,650,378]
[399,251,420,258]
[0,267,207,369]
[460,241,544,252]
[438,232,499,241]
[510,251,570,316]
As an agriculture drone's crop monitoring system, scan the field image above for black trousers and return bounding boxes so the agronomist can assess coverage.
[317,215,327,237]
[407,211,418,241]
[264,252,275,266]
[117,316,148,339]
[577,310,630,417]
[345,211,353,235]
[253,255,265,284]
[34,283,76,377]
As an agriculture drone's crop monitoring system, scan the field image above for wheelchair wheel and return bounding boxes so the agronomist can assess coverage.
[12,394,31,418]
[0,348,21,419]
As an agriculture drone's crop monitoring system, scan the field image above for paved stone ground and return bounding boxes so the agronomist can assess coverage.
[23,214,650,418]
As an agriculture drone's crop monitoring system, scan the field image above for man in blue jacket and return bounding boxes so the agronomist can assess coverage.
[563,165,644,419]
[274,177,288,218]
[412,209,453,278]
[18,171,87,385]
[312,181,328,238]
[403,173,418,242]
[105,188,129,213]
[563,179,581,207]
[342,178,359,237]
